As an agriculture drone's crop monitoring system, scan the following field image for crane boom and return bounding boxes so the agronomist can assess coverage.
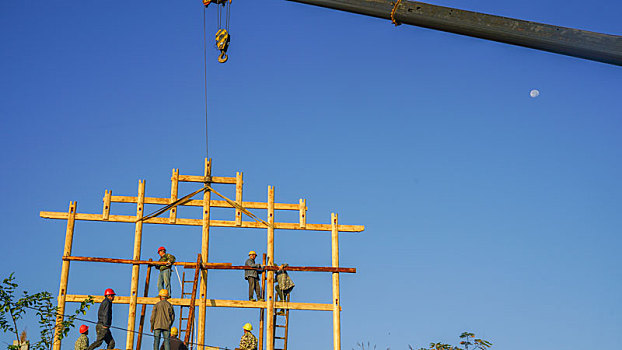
[287,0,622,66]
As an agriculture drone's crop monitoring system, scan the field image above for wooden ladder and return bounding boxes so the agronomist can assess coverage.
[272,293,291,350]
[179,254,202,350]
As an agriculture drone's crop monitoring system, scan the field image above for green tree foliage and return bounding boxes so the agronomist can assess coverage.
[417,332,492,350]
[0,273,93,350]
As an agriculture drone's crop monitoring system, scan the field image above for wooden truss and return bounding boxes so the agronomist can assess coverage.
[40,159,364,350]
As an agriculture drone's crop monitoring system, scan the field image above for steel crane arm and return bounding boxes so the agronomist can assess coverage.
[287,0,622,66]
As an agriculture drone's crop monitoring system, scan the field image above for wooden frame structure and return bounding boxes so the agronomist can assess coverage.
[41,159,364,350]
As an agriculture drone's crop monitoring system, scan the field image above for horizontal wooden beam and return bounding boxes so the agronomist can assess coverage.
[178,175,236,184]
[63,256,356,273]
[40,211,365,232]
[109,196,300,211]
[65,295,338,311]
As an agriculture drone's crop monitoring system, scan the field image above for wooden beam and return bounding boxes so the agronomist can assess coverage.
[61,256,232,269]
[108,196,301,211]
[178,175,236,184]
[53,202,77,350]
[331,213,341,350]
[266,186,275,350]
[40,211,365,232]
[170,169,179,223]
[64,295,339,311]
[127,180,145,350]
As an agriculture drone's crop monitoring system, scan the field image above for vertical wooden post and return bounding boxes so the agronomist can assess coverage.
[331,213,341,350]
[127,179,145,350]
[258,253,267,350]
[197,159,212,350]
[235,172,243,226]
[102,190,111,220]
[298,199,306,228]
[136,259,153,350]
[265,186,275,350]
[52,201,77,350]
[170,169,179,223]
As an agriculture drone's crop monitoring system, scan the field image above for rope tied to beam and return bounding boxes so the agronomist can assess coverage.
[390,0,402,26]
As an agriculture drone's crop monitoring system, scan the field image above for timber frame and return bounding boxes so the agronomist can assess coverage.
[41,159,364,350]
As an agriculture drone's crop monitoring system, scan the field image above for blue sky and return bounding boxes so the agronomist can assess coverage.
[1,0,621,349]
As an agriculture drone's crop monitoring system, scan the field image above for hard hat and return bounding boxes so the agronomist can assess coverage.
[248,251,256,256]
[79,325,88,334]
[158,246,166,252]
[170,327,178,337]
[158,289,169,298]
[243,323,253,331]
[104,288,116,296]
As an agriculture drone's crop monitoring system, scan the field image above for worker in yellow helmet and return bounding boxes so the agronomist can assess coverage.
[238,323,257,350]
[244,251,263,301]
[159,327,187,350]
[151,289,175,350]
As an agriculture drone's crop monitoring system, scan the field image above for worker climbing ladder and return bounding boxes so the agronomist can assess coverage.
[42,158,364,350]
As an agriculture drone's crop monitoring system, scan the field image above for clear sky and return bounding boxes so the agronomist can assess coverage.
[1,0,621,349]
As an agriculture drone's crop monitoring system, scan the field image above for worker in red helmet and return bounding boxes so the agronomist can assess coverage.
[74,325,89,350]
[86,288,115,350]
[156,246,176,297]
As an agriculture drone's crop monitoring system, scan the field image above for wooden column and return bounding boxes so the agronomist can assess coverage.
[170,169,179,223]
[265,186,275,350]
[52,201,77,350]
[127,179,145,349]
[331,213,341,350]
[235,172,243,226]
[197,159,212,350]
[258,253,267,350]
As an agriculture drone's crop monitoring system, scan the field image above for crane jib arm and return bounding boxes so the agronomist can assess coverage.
[287,0,622,66]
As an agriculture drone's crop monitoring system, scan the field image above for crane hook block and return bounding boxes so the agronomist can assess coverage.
[215,29,230,63]
[203,0,229,7]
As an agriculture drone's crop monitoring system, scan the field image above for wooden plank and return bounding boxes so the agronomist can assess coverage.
[266,186,275,350]
[136,259,153,350]
[178,175,236,184]
[127,179,145,350]
[235,172,243,226]
[331,213,341,350]
[53,202,77,350]
[299,199,306,229]
[170,169,179,223]
[62,256,233,269]
[109,196,300,211]
[40,211,365,232]
[102,190,111,220]
[64,295,338,311]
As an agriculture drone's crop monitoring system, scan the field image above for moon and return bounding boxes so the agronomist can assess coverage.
[530,89,540,98]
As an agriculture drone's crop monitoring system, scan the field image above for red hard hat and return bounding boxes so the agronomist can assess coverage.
[158,246,166,252]
[104,288,116,296]
[79,325,89,334]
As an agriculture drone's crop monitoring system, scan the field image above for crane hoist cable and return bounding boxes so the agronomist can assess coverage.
[204,0,232,63]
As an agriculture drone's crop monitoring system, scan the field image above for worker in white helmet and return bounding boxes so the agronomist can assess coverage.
[238,323,257,350]
[151,289,175,350]
[244,251,263,301]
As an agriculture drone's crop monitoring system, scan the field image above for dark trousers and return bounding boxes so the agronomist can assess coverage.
[86,323,115,350]
[247,277,261,300]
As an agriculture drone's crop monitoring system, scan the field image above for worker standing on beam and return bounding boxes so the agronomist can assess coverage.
[238,323,258,350]
[151,289,175,350]
[74,325,89,350]
[244,251,263,301]
[86,288,115,350]
[156,246,176,297]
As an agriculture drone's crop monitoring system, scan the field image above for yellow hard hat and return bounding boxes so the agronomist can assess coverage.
[243,323,253,331]
[158,289,169,298]
[170,327,178,336]
[248,251,257,256]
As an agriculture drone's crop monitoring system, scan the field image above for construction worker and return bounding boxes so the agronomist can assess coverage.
[151,289,175,350]
[159,327,188,350]
[156,246,176,297]
[274,263,295,314]
[74,325,89,350]
[238,323,257,350]
[244,251,263,301]
[86,288,115,350]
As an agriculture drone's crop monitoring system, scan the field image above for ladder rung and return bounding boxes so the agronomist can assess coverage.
[275,336,286,340]
[275,325,285,328]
